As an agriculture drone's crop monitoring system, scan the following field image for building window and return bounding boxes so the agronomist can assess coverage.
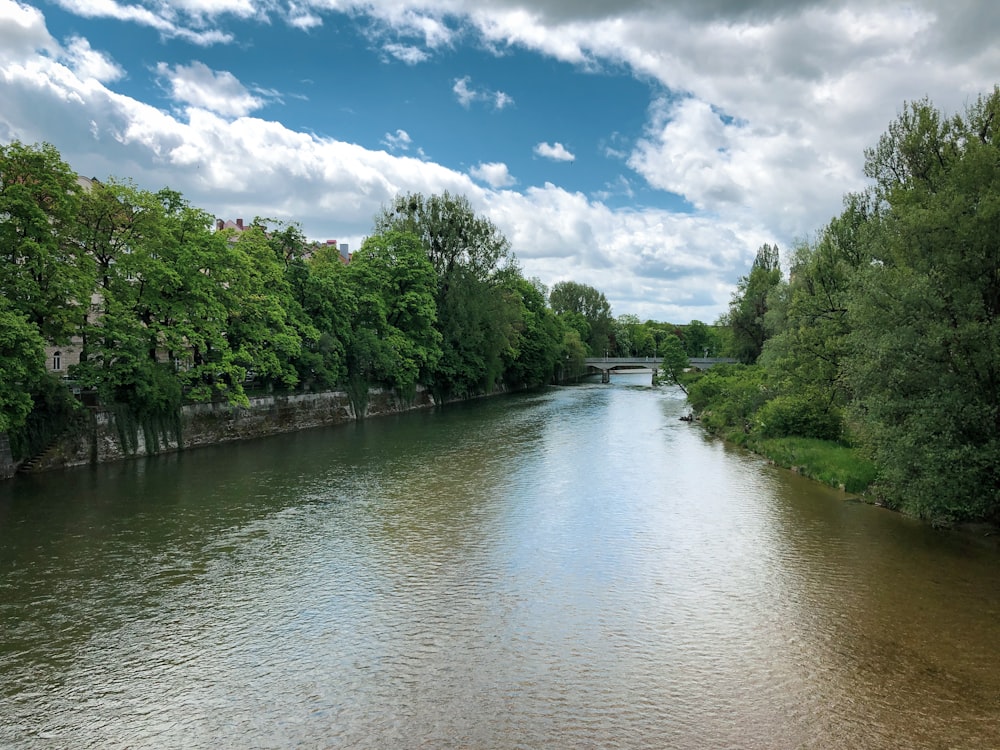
[53,351,62,371]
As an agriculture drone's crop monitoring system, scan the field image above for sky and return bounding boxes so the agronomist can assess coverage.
[2,1,999,323]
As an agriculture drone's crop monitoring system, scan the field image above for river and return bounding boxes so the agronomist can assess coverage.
[1,380,998,749]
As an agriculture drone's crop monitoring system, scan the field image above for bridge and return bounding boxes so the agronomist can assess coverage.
[582,357,737,383]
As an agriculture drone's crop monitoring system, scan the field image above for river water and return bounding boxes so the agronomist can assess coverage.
[1,380,999,749]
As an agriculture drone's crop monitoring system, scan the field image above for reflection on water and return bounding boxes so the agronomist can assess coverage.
[1,384,999,749]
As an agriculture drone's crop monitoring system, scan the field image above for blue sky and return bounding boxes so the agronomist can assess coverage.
[3,0,999,322]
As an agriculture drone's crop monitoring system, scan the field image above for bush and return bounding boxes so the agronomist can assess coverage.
[755,392,842,441]
[687,364,770,434]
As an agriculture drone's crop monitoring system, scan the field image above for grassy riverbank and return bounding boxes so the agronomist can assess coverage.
[681,367,877,497]
[744,435,876,494]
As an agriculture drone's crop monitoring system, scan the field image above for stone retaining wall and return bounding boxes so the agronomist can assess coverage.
[23,387,436,474]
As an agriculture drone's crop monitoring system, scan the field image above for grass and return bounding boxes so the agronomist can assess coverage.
[749,436,878,494]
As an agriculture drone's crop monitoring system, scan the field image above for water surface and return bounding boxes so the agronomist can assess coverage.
[1,383,998,748]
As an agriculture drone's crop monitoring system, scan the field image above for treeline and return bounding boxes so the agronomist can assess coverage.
[0,141,712,460]
[690,87,1000,525]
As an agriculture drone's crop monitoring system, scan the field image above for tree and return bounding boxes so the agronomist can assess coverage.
[72,178,179,414]
[293,247,352,389]
[847,89,1000,522]
[549,280,613,355]
[225,226,303,391]
[611,313,654,357]
[146,190,247,404]
[373,192,519,398]
[724,243,782,363]
[758,193,875,439]
[343,230,442,395]
[502,276,564,388]
[680,320,712,357]
[0,141,91,344]
[655,333,690,394]
[373,191,511,282]
[0,299,47,433]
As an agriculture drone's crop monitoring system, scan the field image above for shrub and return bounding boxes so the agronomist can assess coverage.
[755,392,842,441]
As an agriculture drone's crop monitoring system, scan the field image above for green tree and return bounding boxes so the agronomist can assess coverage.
[292,246,352,389]
[655,333,690,393]
[373,191,510,282]
[724,243,782,363]
[226,226,303,391]
[343,230,442,395]
[373,192,519,398]
[0,141,91,344]
[146,190,247,404]
[758,193,875,440]
[847,89,1000,522]
[560,327,588,381]
[680,320,712,357]
[549,280,613,355]
[0,299,47,433]
[72,179,178,412]
[502,277,564,389]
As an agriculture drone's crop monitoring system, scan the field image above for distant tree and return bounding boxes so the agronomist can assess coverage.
[373,192,520,398]
[655,333,690,393]
[549,280,613,355]
[724,243,782,363]
[680,320,712,357]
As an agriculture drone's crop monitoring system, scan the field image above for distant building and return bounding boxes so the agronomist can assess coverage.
[304,239,351,264]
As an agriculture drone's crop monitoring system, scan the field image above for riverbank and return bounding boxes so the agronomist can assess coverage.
[6,386,439,476]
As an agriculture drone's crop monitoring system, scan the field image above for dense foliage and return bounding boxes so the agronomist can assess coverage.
[2,144,702,459]
[692,87,1000,524]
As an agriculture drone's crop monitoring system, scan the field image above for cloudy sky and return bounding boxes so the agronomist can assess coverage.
[2,0,998,322]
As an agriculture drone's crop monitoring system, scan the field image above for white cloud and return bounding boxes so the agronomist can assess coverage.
[534,141,575,162]
[0,0,56,58]
[155,61,263,118]
[63,35,123,83]
[381,128,412,151]
[470,161,516,188]
[494,90,514,109]
[50,0,236,45]
[452,75,514,110]
[452,75,476,107]
[6,0,1000,323]
[382,43,429,65]
[287,8,322,30]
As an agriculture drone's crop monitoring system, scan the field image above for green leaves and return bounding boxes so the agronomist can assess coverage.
[343,230,441,394]
[724,243,783,364]
[0,299,46,433]
[846,92,1000,521]
[0,141,89,344]
[549,281,613,356]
